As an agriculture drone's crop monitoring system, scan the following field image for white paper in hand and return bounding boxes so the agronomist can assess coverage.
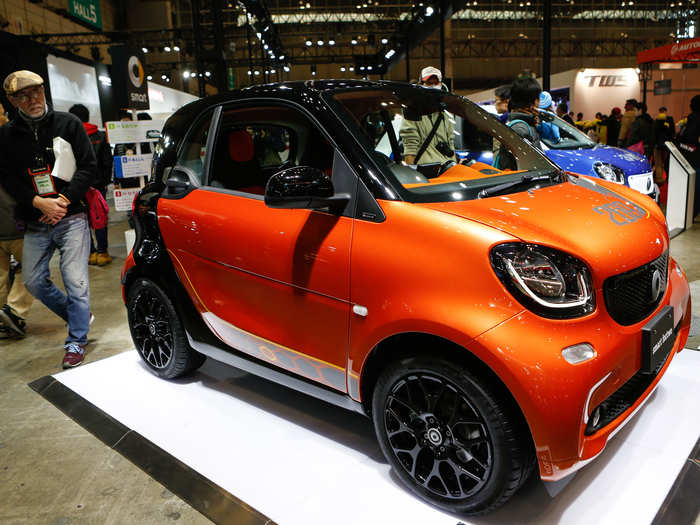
[51,136,76,183]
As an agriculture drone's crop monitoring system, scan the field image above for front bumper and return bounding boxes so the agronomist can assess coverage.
[471,257,691,481]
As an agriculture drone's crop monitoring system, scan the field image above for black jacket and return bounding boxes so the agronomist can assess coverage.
[0,109,96,222]
[625,113,654,153]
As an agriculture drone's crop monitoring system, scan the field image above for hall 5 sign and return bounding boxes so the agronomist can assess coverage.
[584,75,628,87]
[68,0,102,30]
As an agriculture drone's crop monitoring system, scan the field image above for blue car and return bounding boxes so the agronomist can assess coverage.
[457,108,656,200]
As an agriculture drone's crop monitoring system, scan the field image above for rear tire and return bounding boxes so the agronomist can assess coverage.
[126,278,205,378]
[372,353,534,515]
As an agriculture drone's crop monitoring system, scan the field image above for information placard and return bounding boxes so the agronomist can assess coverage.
[113,187,141,212]
[105,120,165,145]
[114,154,152,179]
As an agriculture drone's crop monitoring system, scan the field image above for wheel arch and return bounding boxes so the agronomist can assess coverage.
[358,332,536,456]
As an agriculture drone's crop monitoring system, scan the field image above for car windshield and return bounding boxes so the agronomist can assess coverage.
[325,86,560,203]
[538,110,596,150]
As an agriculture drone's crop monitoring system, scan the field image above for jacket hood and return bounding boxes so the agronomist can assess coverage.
[418,176,667,286]
[82,122,98,135]
[545,144,651,177]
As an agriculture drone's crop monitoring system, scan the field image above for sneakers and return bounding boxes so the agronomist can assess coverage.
[62,343,85,369]
[96,252,112,266]
[88,252,98,265]
[0,305,26,337]
[0,325,15,339]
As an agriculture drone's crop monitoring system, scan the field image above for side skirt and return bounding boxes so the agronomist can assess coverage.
[187,333,367,417]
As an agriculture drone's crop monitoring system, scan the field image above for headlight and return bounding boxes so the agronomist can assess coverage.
[593,162,625,184]
[490,243,595,319]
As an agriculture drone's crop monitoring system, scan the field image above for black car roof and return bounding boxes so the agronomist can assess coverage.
[171,79,426,119]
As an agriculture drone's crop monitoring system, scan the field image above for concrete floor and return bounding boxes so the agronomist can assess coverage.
[1,218,699,525]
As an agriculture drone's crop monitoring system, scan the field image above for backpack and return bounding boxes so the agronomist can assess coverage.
[85,187,109,229]
[494,119,536,170]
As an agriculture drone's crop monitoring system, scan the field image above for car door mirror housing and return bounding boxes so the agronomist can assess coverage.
[265,166,350,210]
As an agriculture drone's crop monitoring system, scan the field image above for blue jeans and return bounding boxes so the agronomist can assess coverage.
[23,213,91,345]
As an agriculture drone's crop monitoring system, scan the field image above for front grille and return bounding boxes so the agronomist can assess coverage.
[603,252,668,326]
[585,321,679,435]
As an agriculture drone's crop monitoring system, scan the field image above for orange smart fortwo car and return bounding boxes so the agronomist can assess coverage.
[121,81,691,515]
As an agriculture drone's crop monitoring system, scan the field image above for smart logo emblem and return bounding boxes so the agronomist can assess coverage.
[128,55,145,88]
[651,270,663,302]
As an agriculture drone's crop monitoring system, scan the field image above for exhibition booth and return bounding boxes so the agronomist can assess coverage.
[465,67,641,119]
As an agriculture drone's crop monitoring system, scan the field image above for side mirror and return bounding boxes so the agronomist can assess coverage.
[165,168,191,195]
[264,166,350,210]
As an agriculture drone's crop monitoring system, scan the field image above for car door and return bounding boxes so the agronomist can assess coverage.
[158,102,354,392]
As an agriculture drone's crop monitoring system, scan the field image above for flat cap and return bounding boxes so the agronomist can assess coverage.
[3,70,44,95]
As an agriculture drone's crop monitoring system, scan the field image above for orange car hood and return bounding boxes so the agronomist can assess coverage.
[417,176,668,282]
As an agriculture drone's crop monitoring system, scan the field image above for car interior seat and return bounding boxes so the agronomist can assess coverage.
[211,129,266,194]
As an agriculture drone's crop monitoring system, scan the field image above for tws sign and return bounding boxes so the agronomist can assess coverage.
[68,0,102,30]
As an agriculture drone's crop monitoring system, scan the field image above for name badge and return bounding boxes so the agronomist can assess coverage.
[28,165,57,197]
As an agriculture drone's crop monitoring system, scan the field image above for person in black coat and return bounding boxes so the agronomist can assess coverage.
[625,102,654,158]
[677,95,700,216]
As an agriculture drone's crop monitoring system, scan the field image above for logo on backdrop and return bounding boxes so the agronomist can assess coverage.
[109,45,150,110]
[584,75,628,88]
[127,55,145,88]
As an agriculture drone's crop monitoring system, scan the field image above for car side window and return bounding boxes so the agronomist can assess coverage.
[207,105,335,196]
[173,111,214,185]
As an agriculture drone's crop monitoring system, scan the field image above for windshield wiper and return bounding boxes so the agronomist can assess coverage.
[477,171,559,199]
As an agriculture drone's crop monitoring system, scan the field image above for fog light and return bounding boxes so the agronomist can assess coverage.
[562,343,596,364]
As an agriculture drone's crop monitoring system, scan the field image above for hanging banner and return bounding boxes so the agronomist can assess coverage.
[68,0,102,30]
[109,46,150,110]
[113,154,153,179]
[105,120,165,145]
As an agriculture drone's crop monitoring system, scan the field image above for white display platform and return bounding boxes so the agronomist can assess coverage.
[53,349,700,525]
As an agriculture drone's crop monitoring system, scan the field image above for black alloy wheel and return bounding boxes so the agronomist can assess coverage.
[127,278,205,378]
[372,355,535,515]
[385,373,493,499]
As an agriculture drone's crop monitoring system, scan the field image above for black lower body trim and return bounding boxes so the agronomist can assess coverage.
[29,376,274,525]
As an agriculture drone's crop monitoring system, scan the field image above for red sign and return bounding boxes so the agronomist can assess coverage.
[637,37,700,64]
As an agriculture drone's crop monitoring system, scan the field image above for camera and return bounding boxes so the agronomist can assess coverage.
[435,140,454,157]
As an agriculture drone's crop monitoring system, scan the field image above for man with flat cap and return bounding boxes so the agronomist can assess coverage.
[0,70,96,368]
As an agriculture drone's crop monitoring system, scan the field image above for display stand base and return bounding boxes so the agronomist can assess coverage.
[31,349,700,525]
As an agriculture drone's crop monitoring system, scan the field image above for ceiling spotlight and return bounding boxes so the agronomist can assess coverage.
[205,71,211,77]
[271,69,276,74]
[305,39,312,46]
[164,45,171,52]
[254,70,261,75]
[283,66,290,72]
[317,40,324,45]
[183,70,190,78]
[351,38,358,45]
[381,38,388,44]
[349,66,355,71]
[385,49,396,59]
[142,47,148,53]
[306,1,310,6]
[280,55,285,60]
[329,39,335,45]
[340,66,346,71]
[173,45,180,52]
[425,6,434,15]
[147,75,152,80]
[367,65,373,70]
[360,66,365,70]
[248,70,252,75]
[161,74,167,80]
[264,44,269,50]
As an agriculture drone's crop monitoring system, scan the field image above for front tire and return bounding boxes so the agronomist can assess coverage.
[372,354,534,515]
[126,278,205,378]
